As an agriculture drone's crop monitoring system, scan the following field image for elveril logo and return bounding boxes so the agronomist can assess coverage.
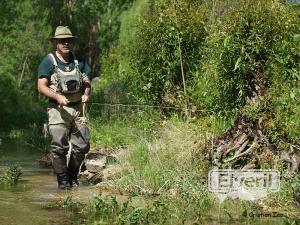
[208,169,280,201]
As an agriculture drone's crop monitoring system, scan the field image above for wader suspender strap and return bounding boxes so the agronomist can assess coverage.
[48,53,61,91]
[48,53,58,72]
[48,52,79,71]
[71,52,81,73]
[71,53,84,86]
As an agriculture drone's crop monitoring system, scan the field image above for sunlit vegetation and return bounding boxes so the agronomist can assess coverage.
[1,0,299,223]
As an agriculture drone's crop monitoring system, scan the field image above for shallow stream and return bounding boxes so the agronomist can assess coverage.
[0,140,97,225]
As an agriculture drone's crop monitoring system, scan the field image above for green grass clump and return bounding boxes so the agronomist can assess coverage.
[113,117,211,194]
[89,107,159,149]
[0,165,22,185]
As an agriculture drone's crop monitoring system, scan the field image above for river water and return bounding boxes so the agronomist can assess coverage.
[0,140,98,225]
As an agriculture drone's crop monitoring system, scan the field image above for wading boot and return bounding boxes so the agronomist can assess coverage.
[68,153,85,187]
[57,172,72,190]
[67,168,80,187]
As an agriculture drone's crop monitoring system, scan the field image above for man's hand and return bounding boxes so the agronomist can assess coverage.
[56,94,70,106]
[38,78,70,106]
[81,94,89,103]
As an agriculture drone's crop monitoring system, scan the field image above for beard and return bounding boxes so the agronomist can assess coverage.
[57,44,72,54]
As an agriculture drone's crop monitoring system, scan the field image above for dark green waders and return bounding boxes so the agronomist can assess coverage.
[48,103,90,189]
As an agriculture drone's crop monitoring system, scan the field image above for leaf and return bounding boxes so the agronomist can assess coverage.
[224,36,230,47]
[290,92,295,99]
[241,45,245,55]
[233,57,241,72]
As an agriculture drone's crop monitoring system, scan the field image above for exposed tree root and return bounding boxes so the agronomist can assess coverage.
[281,151,300,174]
[210,116,299,173]
[209,74,299,172]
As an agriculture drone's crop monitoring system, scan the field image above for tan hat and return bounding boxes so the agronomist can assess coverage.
[50,26,76,40]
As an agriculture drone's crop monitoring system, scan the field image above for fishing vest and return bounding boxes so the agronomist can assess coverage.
[48,53,83,103]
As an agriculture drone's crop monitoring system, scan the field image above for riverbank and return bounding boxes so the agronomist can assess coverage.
[1,114,299,224]
[5,108,298,224]
[79,113,300,224]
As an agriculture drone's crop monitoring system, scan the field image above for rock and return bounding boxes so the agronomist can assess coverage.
[105,155,118,165]
[102,164,122,180]
[85,151,107,160]
[81,148,127,185]
[88,172,103,184]
[84,150,108,172]
[85,158,106,173]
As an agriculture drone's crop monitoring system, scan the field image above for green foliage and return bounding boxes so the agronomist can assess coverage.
[0,165,22,185]
[91,46,130,105]
[57,195,85,211]
[90,118,138,148]
[265,174,300,209]
[266,81,300,143]
[7,125,50,150]
[90,0,147,105]
[106,0,300,149]
[114,117,212,195]
[126,0,208,105]
[198,0,300,116]
[290,174,300,204]
[90,107,158,148]
[242,104,260,122]
[283,216,300,225]
[85,194,172,225]
[0,0,50,133]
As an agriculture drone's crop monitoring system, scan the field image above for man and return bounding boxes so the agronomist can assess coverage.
[38,26,91,189]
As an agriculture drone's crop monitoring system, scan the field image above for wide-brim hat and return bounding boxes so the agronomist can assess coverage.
[50,26,76,41]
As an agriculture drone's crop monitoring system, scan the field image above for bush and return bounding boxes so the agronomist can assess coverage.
[126,0,208,106]
[197,0,299,116]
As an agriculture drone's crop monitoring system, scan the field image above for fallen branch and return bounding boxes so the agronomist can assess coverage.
[242,158,257,170]
[224,140,257,163]
[235,139,250,156]
[224,133,248,155]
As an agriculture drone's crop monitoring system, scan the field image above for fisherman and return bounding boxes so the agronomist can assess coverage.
[37,26,91,189]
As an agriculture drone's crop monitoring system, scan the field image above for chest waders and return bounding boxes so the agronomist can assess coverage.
[48,53,83,103]
[47,53,90,189]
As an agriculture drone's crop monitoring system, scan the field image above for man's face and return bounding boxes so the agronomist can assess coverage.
[56,38,73,54]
